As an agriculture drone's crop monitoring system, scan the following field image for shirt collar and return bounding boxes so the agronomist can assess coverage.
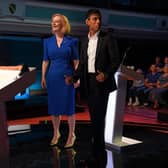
[88,31,100,40]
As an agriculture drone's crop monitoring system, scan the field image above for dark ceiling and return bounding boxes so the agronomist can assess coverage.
[38,0,168,16]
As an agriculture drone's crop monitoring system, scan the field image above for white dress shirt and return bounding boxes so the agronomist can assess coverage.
[87,31,100,73]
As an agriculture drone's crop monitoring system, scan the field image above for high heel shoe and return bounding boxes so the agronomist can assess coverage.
[64,134,76,148]
[50,132,61,146]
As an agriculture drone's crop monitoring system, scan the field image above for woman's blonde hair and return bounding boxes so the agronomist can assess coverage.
[51,13,71,34]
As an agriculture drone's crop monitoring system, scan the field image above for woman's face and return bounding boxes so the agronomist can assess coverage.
[51,15,64,33]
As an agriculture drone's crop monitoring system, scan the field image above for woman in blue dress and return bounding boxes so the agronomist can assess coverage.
[41,14,79,148]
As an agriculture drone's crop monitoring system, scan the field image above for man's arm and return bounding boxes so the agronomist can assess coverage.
[106,34,121,75]
[73,39,85,83]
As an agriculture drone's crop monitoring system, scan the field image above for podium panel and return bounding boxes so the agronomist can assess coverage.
[0,67,36,168]
[105,65,143,151]
[0,102,9,168]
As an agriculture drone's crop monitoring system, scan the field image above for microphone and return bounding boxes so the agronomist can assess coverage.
[120,46,131,65]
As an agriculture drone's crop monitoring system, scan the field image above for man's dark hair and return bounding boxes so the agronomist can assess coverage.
[85,9,101,19]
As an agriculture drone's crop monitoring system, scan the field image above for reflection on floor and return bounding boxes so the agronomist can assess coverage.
[9,121,168,168]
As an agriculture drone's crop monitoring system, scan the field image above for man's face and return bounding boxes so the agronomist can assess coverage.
[86,14,101,32]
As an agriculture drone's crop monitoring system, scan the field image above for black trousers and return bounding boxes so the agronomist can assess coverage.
[87,73,109,155]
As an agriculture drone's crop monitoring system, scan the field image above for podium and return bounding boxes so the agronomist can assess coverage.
[0,67,36,168]
[105,65,144,151]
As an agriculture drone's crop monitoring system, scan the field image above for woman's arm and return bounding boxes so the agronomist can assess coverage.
[42,60,49,79]
[41,60,49,88]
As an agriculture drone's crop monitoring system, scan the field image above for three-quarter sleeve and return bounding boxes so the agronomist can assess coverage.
[43,39,49,61]
[71,38,79,60]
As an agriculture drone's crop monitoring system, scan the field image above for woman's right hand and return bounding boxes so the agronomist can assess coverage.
[41,78,47,89]
[64,75,73,85]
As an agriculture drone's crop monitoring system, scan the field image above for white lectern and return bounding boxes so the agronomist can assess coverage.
[0,67,36,168]
[105,65,144,151]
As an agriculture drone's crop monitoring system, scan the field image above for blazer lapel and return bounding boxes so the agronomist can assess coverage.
[95,32,104,61]
[83,37,89,62]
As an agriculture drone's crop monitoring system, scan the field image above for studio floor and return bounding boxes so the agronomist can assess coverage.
[6,98,168,168]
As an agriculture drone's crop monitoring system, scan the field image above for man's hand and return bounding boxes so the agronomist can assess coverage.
[96,70,106,82]
[74,79,80,88]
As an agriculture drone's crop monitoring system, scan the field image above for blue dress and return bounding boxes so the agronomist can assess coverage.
[43,35,79,116]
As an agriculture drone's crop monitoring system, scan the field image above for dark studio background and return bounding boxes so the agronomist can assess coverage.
[41,0,168,15]
[1,0,168,96]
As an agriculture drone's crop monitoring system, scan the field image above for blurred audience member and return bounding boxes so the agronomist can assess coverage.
[154,56,163,72]
[127,68,145,106]
[138,64,161,106]
[149,66,168,109]
[163,56,168,67]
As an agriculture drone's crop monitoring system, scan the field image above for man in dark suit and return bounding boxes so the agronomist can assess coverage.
[75,9,120,167]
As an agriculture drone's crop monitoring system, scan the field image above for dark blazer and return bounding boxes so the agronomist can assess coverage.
[75,31,121,96]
